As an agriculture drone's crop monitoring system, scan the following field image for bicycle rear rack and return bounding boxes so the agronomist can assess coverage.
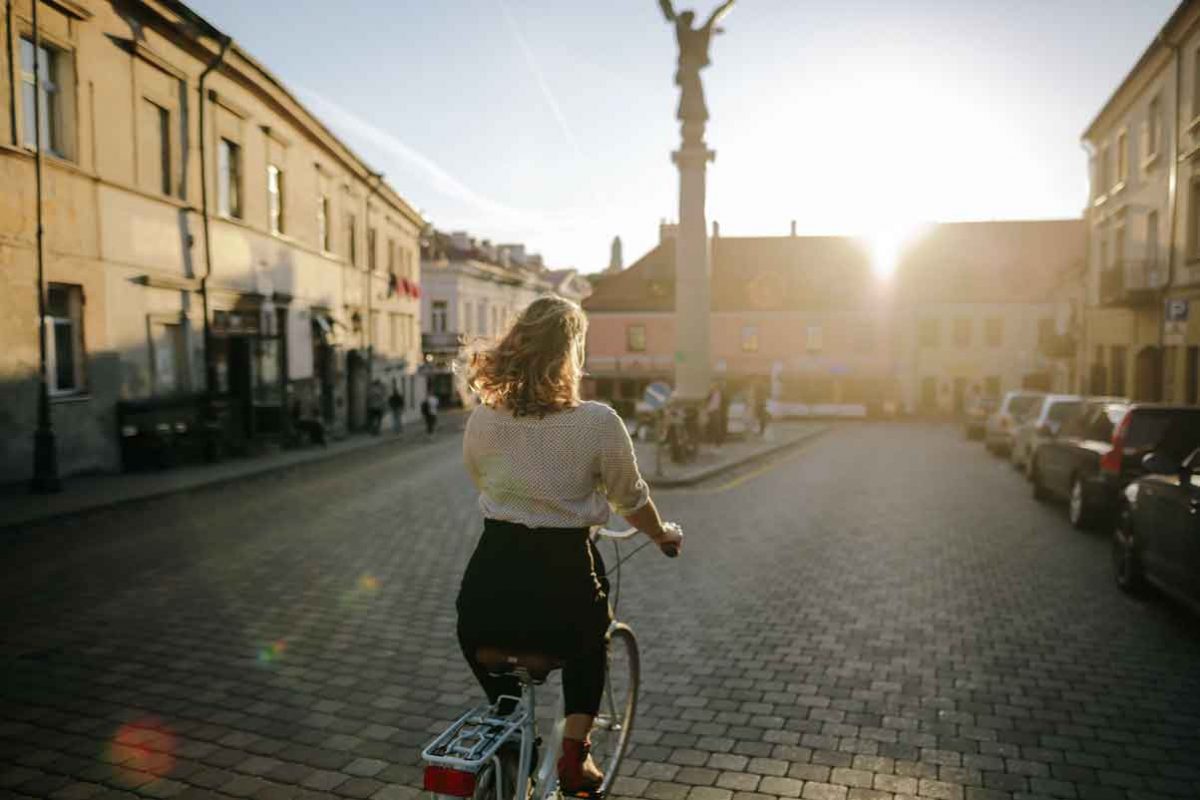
[422,698,528,771]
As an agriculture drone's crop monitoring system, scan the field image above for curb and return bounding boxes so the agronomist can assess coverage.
[648,425,830,488]
[0,412,467,533]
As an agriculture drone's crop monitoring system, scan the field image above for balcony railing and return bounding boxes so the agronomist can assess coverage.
[422,331,463,353]
[1099,259,1161,307]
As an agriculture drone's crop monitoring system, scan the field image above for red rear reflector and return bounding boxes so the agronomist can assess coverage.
[424,766,477,797]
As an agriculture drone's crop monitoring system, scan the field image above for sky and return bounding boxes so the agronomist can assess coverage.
[185,0,1178,274]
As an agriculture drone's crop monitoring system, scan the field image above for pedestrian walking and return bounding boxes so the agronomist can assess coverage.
[367,379,386,435]
[705,382,724,444]
[421,392,439,438]
[388,379,405,436]
[753,382,770,437]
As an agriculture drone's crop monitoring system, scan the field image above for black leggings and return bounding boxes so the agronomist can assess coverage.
[456,520,611,716]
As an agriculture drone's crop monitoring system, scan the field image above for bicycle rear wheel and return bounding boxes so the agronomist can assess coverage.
[590,623,639,795]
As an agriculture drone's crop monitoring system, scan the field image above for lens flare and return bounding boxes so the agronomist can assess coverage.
[358,574,380,592]
[107,717,176,786]
[256,639,288,665]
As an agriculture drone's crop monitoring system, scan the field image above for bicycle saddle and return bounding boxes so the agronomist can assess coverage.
[475,646,564,683]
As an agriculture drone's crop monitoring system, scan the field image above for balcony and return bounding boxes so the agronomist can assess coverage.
[422,331,463,354]
[1099,259,1161,307]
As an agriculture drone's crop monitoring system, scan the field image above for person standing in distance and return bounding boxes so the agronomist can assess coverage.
[421,391,439,438]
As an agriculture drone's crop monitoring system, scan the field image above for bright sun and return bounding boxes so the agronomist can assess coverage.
[866,222,924,279]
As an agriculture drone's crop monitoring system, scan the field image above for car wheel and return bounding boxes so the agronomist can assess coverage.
[1031,458,1049,502]
[1068,476,1093,530]
[1112,506,1144,594]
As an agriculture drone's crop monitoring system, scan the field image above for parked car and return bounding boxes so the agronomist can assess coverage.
[1009,394,1082,473]
[963,396,997,440]
[985,390,1044,455]
[1112,413,1200,613]
[1029,399,1129,528]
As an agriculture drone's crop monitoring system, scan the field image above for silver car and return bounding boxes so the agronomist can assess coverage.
[1010,394,1084,475]
[985,390,1045,456]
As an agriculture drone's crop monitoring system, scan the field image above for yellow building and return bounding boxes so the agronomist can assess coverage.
[0,0,424,483]
[1082,0,1200,403]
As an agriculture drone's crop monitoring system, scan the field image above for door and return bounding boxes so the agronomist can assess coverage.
[1148,474,1200,603]
[228,337,254,440]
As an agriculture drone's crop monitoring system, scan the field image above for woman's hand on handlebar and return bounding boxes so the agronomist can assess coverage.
[654,522,683,558]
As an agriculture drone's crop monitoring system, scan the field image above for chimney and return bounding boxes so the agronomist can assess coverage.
[712,220,720,238]
[790,220,797,237]
[608,235,624,272]
[659,220,678,243]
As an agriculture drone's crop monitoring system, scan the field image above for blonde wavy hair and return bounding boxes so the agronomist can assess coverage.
[464,294,587,417]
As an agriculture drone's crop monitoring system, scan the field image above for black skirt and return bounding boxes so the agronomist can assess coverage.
[456,519,612,657]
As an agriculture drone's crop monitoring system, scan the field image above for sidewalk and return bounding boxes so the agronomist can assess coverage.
[0,412,465,532]
[636,420,829,488]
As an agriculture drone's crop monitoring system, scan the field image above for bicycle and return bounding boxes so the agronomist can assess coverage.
[422,524,680,800]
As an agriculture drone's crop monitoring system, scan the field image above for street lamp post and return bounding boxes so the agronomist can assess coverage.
[30,0,60,493]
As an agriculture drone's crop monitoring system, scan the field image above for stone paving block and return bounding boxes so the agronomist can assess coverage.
[300,769,347,791]
[758,776,805,797]
[873,774,917,795]
[646,781,691,800]
[675,768,719,786]
[332,777,385,798]
[800,782,847,800]
[369,785,421,800]
[845,790,891,800]
[747,758,789,777]
[687,787,734,800]
[716,772,760,792]
[637,763,681,782]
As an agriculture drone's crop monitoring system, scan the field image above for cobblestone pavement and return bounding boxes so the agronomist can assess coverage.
[2,423,1199,800]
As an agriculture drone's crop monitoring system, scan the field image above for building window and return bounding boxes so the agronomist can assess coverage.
[267,165,285,234]
[1147,94,1161,163]
[1190,180,1200,259]
[806,325,823,353]
[151,319,186,395]
[985,317,1003,347]
[953,318,971,348]
[741,325,758,352]
[431,301,448,333]
[46,284,85,395]
[984,375,1001,399]
[1194,47,1200,122]
[147,100,171,196]
[1111,345,1128,397]
[477,303,487,336]
[1147,210,1159,269]
[217,138,242,219]
[1115,130,1127,186]
[387,239,396,272]
[347,213,358,266]
[20,36,65,157]
[918,318,939,348]
[626,324,646,352]
[367,227,377,271]
[317,195,329,251]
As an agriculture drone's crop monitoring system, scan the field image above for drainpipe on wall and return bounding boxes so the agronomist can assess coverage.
[30,0,59,493]
[1160,35,1182,402]
[198,33,232,459]
[6,0,16,146]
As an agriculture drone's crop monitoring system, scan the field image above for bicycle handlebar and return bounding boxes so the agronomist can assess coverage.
[593,525,681,558]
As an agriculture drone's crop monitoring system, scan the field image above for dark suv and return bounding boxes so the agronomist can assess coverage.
[1032,404,1200,529]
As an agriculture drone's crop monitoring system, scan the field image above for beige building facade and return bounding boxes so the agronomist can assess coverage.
[0,0,423,483]
[1082,0,1200,404]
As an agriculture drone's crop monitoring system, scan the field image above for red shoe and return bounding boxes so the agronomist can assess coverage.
[557,737,604,797]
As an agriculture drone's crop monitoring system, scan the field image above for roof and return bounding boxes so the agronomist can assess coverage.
[584,219,1086,313]
[894,219,1086,304]
[585,235,877,313]
[1081,1,1196,141]
[150,0,424,227]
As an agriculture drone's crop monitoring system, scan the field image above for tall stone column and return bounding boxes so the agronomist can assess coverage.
[671,137,715,402]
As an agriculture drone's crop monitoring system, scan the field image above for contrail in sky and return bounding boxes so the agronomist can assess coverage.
[297,87,545,230]
[496,0,584,162]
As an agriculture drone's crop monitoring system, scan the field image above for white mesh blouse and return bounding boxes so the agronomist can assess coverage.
[463,401,651,529]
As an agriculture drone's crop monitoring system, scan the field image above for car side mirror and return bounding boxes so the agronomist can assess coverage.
[1142,451,1182,475]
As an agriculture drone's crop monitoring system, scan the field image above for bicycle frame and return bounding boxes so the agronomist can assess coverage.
[422,527,644,800]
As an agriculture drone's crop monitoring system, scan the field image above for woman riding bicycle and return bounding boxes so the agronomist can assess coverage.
[457,294,683,796]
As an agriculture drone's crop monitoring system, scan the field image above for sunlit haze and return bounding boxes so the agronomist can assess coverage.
[184,0,1173,272]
